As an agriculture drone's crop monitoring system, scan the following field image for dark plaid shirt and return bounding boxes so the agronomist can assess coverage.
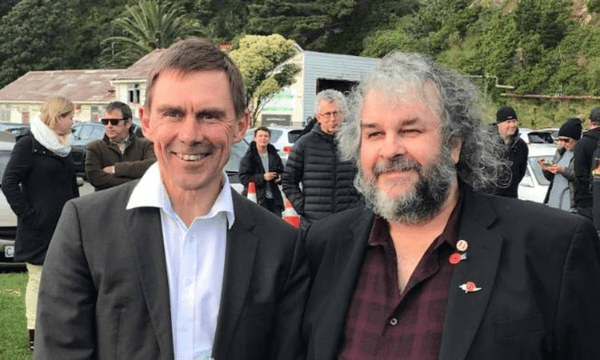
[337,200,462,360]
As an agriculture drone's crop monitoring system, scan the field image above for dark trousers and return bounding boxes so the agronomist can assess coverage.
[261,198,282,218]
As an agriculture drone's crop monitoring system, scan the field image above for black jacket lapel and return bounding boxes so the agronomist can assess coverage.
[312,208,374,360]
[439,190,503,360]
[212,192,259,358]
[125,206,174,360]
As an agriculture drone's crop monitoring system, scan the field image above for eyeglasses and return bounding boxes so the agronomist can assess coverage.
[101,118,127,126]
[557,137,572,143]
[319,111,340,118]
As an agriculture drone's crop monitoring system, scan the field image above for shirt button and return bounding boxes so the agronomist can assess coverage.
[389,318,398,326]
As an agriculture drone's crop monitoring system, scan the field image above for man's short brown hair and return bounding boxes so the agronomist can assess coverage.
[145,37,245,118]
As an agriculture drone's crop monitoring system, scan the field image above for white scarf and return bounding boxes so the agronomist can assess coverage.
[30,115,73,157]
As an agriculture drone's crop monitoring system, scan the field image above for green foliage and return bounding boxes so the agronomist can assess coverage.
[193,0,248,43]
[589,0,600,13]
[228,34,301,125]
[0,271,30,360]
[102,0,204,67]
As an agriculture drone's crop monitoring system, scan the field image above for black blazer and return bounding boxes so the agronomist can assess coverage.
[35,180,310,360]
[303,187,600,359]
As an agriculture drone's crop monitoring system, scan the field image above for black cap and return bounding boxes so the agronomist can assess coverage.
[558,118,582,140]
[590,107,600,123]
[496,106,518,123]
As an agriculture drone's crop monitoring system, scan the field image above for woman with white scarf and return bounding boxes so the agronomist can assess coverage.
[1,96,79,351]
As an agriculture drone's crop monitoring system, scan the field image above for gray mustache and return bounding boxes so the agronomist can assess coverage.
[373,157,422,177]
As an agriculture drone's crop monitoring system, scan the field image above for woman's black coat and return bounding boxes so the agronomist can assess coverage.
[1,134,79,264]
[238,142,285,211]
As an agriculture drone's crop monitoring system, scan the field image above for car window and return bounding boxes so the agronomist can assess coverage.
[0,150,11,179]
[527,132,554,144]
[90,125,105,139]
[269,129,283,143]
[225,140,249,173]
[529,156,551,186]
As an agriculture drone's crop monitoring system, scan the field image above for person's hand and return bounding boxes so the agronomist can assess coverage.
[547,164,563,174]
[103,165,115,174]
[538,159,550,170]
[264,172,278,181]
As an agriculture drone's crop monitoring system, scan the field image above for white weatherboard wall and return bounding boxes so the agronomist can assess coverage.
[259,51,377,127]
[302,51,377,123]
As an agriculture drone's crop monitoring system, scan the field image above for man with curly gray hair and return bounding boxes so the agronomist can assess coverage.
[302,52,600,359]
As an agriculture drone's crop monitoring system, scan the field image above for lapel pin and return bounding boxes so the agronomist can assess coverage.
[456,239,469,252]
[459,281,481,293]
[449,252,467,265]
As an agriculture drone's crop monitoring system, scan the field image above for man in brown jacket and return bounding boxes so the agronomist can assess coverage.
[85,101,155,190]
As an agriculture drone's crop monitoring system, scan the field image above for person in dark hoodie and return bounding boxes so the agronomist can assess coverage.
[491,106,529,198]
[574,108,600,220]
[239,126,285,216]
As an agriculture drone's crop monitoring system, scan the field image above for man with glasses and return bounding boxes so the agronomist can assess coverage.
[489,105,528,198]
[283,89,362,228]
[85,101,155,190]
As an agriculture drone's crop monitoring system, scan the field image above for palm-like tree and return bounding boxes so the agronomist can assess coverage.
[103,0,203,66]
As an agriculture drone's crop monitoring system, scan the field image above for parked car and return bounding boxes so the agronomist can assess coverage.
[244,126,303,163]
[518,143,558,203]
[519,128,555,145]
[225,139,250,194]
[71,122,106,173]
[0,140,95,268]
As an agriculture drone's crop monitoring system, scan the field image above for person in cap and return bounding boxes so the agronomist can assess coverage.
[489,105,528,198]
[540,118,582,211]
[574,107,600,220]
[301,52,600,360]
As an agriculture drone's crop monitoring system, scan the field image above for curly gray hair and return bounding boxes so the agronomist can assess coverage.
[337,52,506,191]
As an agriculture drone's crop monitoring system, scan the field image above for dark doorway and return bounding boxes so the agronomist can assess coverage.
[316,79,358,96]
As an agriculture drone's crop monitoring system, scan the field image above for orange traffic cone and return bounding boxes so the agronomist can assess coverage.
[282,199,300,228]
[247,182,257,203]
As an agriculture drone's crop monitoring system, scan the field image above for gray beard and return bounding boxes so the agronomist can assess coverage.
[355,148,456,225]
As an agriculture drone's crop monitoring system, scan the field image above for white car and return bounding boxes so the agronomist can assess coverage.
[518,143,558,203]
[244,126,303,163]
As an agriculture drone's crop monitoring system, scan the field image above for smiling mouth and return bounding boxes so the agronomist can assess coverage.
[174,152,208,161]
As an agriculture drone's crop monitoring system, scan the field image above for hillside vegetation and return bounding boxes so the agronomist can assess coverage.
[1,0,599,127]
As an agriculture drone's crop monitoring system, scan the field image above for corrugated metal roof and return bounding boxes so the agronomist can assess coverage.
[0,49,165,103]
[0,69,126,103]
[113,49,164,81]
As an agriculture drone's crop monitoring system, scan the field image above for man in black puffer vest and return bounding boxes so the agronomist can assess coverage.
[282,90,362,229]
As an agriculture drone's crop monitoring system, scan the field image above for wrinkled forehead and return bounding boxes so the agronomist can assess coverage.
[362,79,443,120]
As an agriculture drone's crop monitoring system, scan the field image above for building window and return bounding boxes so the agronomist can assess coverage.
[91,106,100,122]
[0,106,10,122]
[128,84,141,104]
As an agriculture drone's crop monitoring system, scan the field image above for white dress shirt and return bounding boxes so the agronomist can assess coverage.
[127,163,234,360]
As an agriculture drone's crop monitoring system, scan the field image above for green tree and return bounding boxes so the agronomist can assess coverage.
[228,34,301,125]
[102,0,203,67]
[0,0,84,88]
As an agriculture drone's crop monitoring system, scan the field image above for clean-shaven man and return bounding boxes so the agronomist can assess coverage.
[35,37,309,360]
[302,53,600,359]
[85,101,155,190]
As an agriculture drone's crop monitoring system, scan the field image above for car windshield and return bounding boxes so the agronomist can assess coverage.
[528,156,551,186]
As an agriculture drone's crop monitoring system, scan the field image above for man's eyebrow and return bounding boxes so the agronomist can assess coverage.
[360,118,419,128]
[155,105,184,115]
[196,108,227,119]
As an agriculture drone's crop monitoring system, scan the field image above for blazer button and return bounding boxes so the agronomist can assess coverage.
[389,318,398,326]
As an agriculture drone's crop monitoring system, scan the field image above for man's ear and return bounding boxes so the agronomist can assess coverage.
[450,136,463,164]
[233,111,250,142]
[139,106,153,141]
